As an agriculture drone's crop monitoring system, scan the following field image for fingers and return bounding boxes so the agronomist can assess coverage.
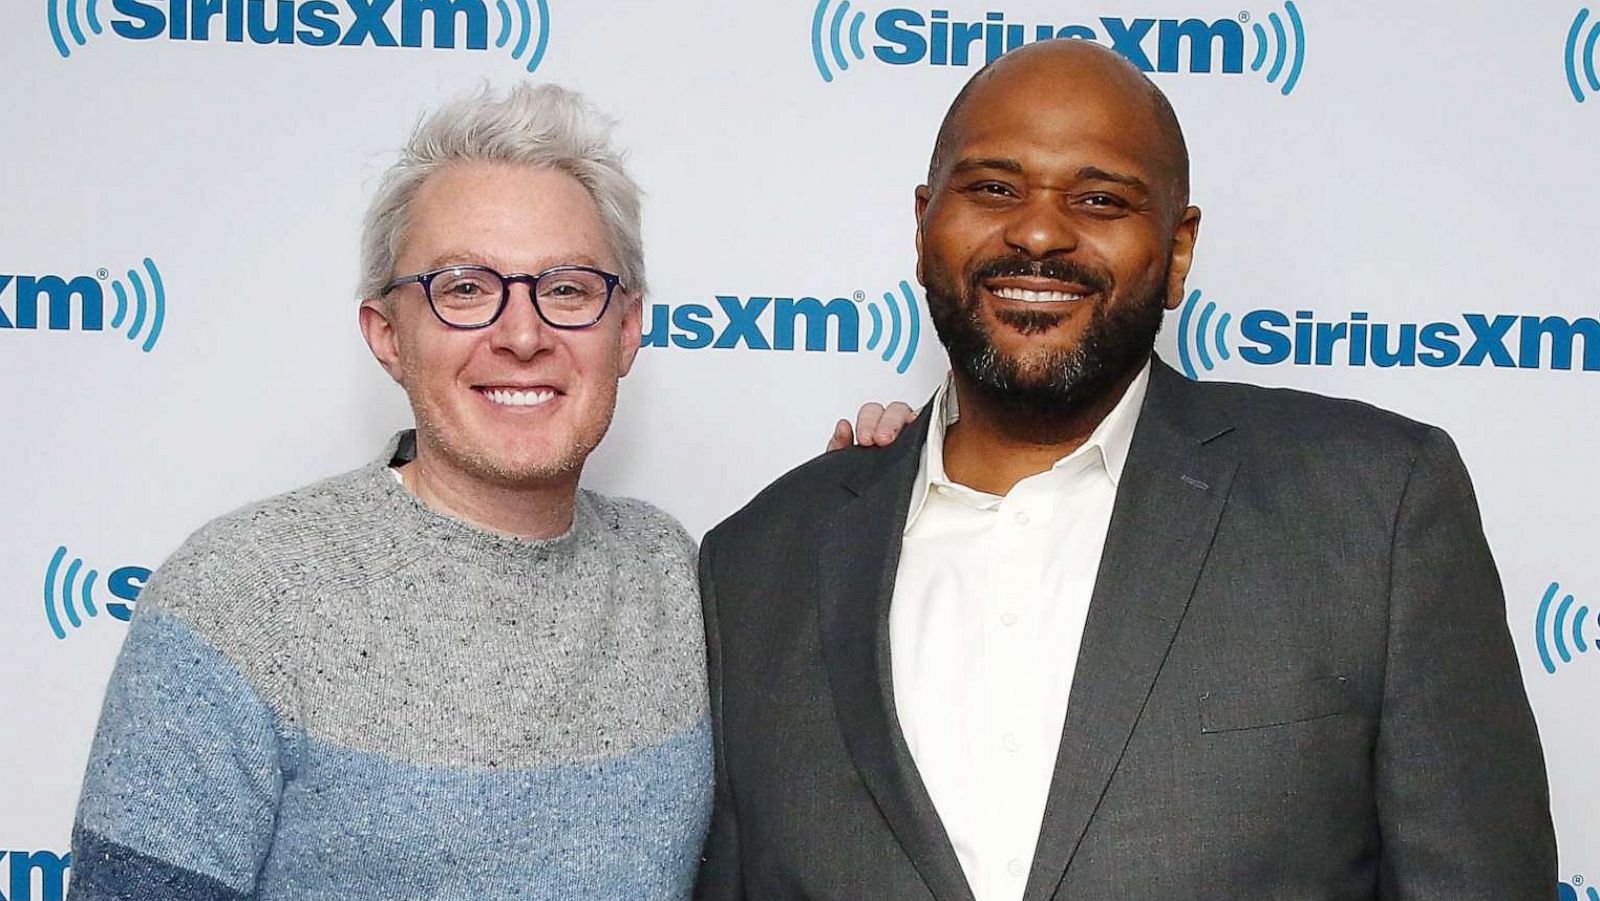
[826,418,854,453]
[829,402,921,452]
[871,402,918,444]
[853,403,887,446]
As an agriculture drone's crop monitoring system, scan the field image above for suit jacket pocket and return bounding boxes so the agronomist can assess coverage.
[1199,674,1352,733]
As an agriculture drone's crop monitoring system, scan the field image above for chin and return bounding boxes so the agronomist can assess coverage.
[418,427,579,488]
[481,444,588,485]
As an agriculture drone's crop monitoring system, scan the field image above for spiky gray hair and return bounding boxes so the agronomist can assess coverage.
[357,82,645,302]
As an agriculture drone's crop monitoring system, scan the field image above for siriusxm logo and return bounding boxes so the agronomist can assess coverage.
[1567,8,1599,102]
[46,0,549,70]
[1174,290,1600,379]
[810,0,1305,95]
[642,280,921,374]
[43,545,150,640]
[1536,581,1594,674]
[1563,876,1600,901]
[0,258,166,352]
[0,850,70,901]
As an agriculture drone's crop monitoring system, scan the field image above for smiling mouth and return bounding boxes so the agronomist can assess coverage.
[478,387,558,408]
[989,286,1090,303]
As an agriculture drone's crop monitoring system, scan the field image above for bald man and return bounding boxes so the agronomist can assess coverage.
[695,41,1555,901]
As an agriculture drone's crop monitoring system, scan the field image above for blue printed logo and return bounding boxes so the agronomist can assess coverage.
[43,545,150,640]
[1567,8,1599,102]
[1,258,166,352]
[810,0,1306,95]
[1172,290,1600,379]
[1536,581,1594,674]
[641,280,922,374]
[46,0,549,71]
[1174,288,1233,378]
[0,850,70,901]
[1563,875,1600,901]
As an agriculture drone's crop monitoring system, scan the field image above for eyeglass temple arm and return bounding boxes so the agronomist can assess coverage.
[380,273,428,296]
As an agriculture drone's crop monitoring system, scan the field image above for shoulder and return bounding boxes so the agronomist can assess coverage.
[119,465,386,716]
[1166,375,1473,517]
[707,439,907,559]
[140,464,386,619]
[581,490,698,562]
[731,443,870,516]
[1174,375,1445,463]
[579,492,703,637]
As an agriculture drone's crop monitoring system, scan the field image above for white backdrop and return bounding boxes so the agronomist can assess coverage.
[3,1,1597,897]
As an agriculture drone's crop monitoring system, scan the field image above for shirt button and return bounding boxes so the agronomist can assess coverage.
[1008,858,1026,877]
[1002,733,1020,752]
[1014,511,1031,525]
[1000,611,1018,627]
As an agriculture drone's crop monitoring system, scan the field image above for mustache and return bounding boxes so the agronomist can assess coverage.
[968,256,1112,295]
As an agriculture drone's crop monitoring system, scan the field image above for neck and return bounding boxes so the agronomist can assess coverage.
[398,443,579,540]
[943,361,1143,496]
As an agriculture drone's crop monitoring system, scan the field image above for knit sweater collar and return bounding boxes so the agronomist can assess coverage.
[360,430,601,575]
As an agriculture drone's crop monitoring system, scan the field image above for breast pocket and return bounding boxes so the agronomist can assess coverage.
[1199,674,1352,733]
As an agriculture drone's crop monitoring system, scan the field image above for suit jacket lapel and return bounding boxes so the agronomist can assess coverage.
[818,410,977,901]
[1024,361,1239,901]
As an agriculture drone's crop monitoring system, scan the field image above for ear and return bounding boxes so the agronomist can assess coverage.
[1164,206,1202,311]
[914,184,932,286]
[615,293,644,378]
[359,297,405,383]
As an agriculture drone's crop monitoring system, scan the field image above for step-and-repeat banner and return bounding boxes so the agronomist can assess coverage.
[3,1,1596,897]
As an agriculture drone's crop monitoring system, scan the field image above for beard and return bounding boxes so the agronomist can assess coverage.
[924,253,1167,423]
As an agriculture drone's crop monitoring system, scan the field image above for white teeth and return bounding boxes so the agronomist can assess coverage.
[992,287,1086,303]
[482,388,556,407]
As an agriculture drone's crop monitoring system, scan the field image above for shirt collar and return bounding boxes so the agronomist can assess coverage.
[904,359,1152,532]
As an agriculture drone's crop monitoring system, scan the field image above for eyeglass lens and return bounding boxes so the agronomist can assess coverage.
[429,266,611,327]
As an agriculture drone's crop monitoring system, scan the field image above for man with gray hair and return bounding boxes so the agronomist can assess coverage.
[66,83,717,900]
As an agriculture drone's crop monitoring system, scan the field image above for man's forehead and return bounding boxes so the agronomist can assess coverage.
[936,47,1184,191]
[962,59,1160,132]
[947,91,1168,174]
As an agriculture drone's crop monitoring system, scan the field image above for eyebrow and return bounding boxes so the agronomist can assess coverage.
[949,157,1025,176]
[1075,166,1150,192]
[948,157,1151,190]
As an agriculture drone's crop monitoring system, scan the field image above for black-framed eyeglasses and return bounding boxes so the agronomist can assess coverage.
[381,264,623,330]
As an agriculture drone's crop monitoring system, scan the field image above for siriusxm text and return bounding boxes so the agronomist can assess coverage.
[0,275,103,331]
[0,850,70,901]
[642,296,860,351]
[96,567,150,622]
[106,0,491,48]
[873,10,1246,71]
[1239,311,1600,370]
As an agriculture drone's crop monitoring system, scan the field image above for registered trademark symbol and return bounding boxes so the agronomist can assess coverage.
[97,268,108,279]
[1577,875,1587,886]
[1238,10,1250,22]
[853,291,866,302]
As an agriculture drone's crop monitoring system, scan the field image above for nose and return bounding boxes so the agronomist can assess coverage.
[1001,193,1080,259]
[488,282,556,360]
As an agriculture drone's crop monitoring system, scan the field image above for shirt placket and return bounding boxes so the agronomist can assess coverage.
[983,477,1056,901]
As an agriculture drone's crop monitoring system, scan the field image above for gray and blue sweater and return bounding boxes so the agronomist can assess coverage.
[68,434,713,900]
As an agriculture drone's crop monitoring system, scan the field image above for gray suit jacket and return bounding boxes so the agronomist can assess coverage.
[696,359,1555,901]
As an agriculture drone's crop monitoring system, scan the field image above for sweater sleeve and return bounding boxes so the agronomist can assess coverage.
[68,526,292,901]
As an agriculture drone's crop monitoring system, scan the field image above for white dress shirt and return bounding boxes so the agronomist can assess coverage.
[889,362,1150,901]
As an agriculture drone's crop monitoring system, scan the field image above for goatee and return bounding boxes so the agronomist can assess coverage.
[925,254,1167,425]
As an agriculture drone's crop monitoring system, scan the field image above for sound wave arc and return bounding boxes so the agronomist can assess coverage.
[891,280,919,375]
[44,546,69,640]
